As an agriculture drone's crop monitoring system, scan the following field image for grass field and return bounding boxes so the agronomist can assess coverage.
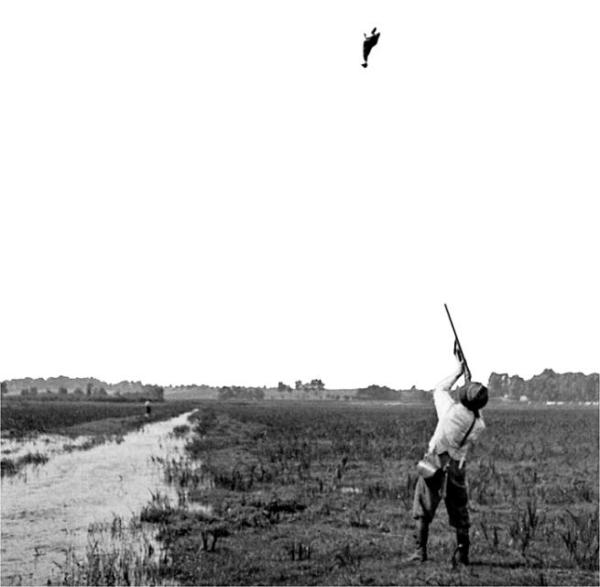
[0,398,198,438]
[0,398,200,477]
[137,401,599,586]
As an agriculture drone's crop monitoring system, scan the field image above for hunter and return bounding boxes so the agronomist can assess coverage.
[406,343,488,566]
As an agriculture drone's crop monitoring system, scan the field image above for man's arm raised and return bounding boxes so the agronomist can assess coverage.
[434,358,464,392]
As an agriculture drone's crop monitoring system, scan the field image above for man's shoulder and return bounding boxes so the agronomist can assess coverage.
[433,386,456,401]
[451,402,478,422]
[433,387,456,415]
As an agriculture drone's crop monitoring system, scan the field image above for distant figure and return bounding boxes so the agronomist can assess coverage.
[145,400,151,418]
[362,27,380,68]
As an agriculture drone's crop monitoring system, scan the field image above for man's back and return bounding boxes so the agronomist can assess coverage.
[430,387,485,460]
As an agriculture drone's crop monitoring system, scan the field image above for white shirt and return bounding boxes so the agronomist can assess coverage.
[427,386,485,461]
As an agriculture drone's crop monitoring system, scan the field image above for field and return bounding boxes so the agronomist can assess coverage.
[0,398,199,477]
[3,399,598,585]
[0,398,198,438]
[134,401,599,586]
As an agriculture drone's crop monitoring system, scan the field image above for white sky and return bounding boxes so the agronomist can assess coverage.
[1,1,598,390]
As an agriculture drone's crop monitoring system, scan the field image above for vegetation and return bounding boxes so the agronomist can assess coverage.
[489,370,599,402]
[356,384,430,401]
[6,398,596,584]
[0,399,196,438]
[48,515,174,586]
[218,386,266,401]
[1,451,50,478]
[118,401,600,586]
[2,376,165,401]
[0,399,200,478]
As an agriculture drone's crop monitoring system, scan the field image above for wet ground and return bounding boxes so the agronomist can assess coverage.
[0,410,196,585]
[1,432,95,463]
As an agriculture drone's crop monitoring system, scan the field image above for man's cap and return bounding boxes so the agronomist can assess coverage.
[459,382,488,412]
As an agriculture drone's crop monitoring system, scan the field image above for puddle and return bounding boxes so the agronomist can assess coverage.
[0,410,197,585]
[1,433,96,466]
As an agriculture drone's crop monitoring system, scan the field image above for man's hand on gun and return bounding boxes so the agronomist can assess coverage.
[453,340,464,364]
[453,340,471,382]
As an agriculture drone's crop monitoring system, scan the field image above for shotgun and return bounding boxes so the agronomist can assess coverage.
[444,303,471,382]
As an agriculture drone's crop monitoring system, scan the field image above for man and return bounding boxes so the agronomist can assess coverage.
[362,27,380,68]
[406,343,488,566]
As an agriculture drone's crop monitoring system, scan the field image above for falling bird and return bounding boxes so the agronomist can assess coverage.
[362,27,380,68]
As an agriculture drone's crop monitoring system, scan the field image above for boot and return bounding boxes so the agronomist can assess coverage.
[403,519,428,563]
[452,528,470,567]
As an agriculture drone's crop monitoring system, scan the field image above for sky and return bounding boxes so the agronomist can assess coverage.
[1,1,598,390]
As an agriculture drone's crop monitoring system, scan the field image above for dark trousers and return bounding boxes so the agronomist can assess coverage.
[412,454,470,530]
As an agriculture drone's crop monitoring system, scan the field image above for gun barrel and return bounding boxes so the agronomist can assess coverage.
[444,304,470,375]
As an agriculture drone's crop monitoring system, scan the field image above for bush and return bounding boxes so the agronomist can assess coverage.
[561,508,599,570]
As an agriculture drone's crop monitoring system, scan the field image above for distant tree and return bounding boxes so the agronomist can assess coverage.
[250,387,265,400]
[86,382,93,396]
[488,369,599,402]
[0,381,7,395]
[29,386,38,396]
[144,385,164,401]
[58,387,68,395]
[510,376,525,398]
[586,375,600,401]
[21,388,29,397]
[278,382,292,392]
[488,373,508,397]
[219,386,234,400]
[356,384,396,400]
[73,388,84,396]
[530,369,558,401]
[295,380,303,390]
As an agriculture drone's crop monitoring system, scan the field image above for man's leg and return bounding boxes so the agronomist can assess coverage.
[455,527,470,566]
[406,473,442,562]
[414,517,430,562]
[444,461,471,566]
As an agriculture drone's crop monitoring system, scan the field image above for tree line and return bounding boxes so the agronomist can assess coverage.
[488,369,598,402]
